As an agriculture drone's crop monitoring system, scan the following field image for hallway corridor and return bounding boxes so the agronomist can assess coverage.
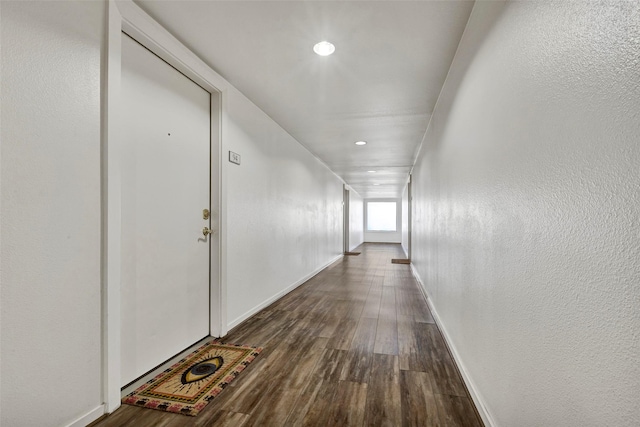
[96,243,482,426]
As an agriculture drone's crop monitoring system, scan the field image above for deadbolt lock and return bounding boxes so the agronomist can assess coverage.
[203,208,210,220]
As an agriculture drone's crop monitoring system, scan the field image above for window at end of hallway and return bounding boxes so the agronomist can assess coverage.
[367,202,397,231]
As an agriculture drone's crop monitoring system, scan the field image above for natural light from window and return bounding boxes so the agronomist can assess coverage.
[367,202,397,231]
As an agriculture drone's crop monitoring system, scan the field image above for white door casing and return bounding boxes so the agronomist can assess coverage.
[105,0,225,412]
[120,34,210,386]
[343,186,350,253]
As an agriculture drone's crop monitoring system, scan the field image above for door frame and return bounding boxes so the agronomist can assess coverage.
[104,0,226,413]
[343,185,350,253]
[408,174,413,260]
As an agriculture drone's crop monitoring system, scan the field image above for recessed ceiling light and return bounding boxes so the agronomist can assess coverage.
[368,170,376,173]
[373,183,380,186]
[313,41,335,56]
[355,141,367,146]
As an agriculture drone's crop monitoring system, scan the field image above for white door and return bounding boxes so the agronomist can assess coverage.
[120,33,211,386]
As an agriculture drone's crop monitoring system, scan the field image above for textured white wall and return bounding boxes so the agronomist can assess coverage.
[0,1,105,426]
[224,89,344,327]
[349,191,364,251]
[1,2,345,424]
[411,2,640,426]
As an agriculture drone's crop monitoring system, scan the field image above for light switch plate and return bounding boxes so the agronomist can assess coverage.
[229,151,241,165]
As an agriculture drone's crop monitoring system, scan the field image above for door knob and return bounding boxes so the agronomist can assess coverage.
[202,227,215,236]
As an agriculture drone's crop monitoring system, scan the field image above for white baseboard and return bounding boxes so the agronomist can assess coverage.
[226,254,344,331]
[410,264,426,298]
[65,405,105,427]
[409,265,496,427]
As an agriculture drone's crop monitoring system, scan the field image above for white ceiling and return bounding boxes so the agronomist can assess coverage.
[136,0,474,198]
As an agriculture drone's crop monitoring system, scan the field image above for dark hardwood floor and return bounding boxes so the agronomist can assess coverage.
[95,243,483,426]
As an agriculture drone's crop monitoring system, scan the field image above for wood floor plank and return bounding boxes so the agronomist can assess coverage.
[226,310,294,351]
[364,354,402,427]
[290,292,325,317]
[379,285,397,319]
[92,405,163,427]
[361,286,382,319]
[397,315,419,371]
[317,314,341,339]
[192,410,249,427]
[326,317,359,350]
[341,349,373,383]
[419,324,467,397]
[293,310,331,338]
[395,288,414,319]
[219,337,314,414]
[435,394,483,427]
[95,243,482,427]
[299,379,338,426]
[430,358,468,397]
[346,300,366,319]
[284,375,326,425]
[316,348,350,383]
[371,275,385,288]
[350,317,378,353]
[374,316,399,355]
[400,370,440,427]
[401,319,447,374]
[328,381,368,426]
[212,358,281,413]
[242,339,325,426]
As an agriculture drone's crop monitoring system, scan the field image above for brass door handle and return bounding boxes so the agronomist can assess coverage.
[202,227,215,236]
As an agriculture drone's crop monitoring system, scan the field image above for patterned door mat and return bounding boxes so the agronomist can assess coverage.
[122,341,262,416]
